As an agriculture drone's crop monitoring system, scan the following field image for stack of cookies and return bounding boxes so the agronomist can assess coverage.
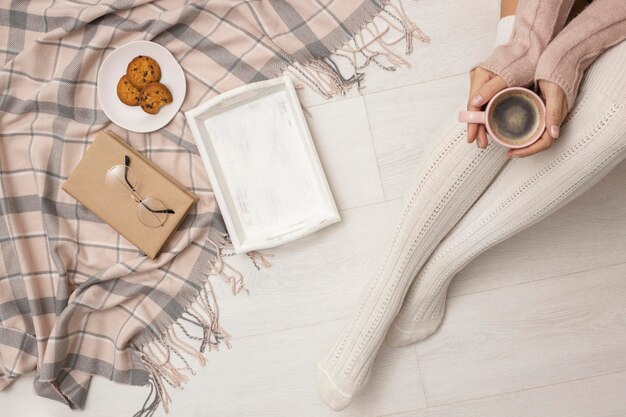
[116,55,173,115]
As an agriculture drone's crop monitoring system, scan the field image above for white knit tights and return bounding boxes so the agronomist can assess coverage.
[317,37,626,411]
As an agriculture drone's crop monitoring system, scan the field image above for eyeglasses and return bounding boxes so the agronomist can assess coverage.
[105,155,175,228]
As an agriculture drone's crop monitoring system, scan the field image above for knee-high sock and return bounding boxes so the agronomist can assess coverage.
[378,13,517,348]
[316,118,510,410]
[315,13,519,411]
[387,40,626,348]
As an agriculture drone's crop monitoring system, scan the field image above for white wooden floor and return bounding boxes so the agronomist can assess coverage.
[3,1,626,416]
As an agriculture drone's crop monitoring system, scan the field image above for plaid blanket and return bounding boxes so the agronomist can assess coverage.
[0,0,425,414]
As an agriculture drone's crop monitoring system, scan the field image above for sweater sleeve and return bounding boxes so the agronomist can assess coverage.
[474,0,575,87]
[535,0,626,110]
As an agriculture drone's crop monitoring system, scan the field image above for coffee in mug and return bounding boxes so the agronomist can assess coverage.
[458,87,546,149]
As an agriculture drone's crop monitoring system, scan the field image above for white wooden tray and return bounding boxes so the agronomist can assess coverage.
[185,77,340,254]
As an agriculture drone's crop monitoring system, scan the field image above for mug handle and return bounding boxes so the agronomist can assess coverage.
[458,110,486,124]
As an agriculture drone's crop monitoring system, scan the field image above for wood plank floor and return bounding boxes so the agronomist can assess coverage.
[2,1,625,416]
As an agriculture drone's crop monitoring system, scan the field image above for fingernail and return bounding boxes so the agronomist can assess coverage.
[471,95,484,106]
[550,125,560,138]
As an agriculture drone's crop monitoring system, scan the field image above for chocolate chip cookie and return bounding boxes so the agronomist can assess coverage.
[116,75,141,106]
[126,55,161,90]
[140,82,173,115]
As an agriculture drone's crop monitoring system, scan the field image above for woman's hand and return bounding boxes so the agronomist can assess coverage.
[507,79,568,157]
[467,67,508,149]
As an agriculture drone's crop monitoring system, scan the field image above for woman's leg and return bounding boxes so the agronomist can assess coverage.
[317,115,510,409]
[316,6,521,409]
[387,39,626,347]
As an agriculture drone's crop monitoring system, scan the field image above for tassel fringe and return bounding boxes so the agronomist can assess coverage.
[132,232,271,417]
[287,0,430,99]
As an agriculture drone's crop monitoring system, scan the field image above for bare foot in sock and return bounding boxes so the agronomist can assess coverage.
[316,361,363,411]
[386,289,446,347]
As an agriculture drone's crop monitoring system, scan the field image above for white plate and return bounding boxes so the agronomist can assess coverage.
[97,41,186,133]
[185,77,341,254]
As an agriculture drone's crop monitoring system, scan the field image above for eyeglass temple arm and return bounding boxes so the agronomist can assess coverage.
[144,205,176,214]
[123,155,136,191]
[139,200,176,215]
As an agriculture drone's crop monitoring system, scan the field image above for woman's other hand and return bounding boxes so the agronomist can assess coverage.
[507,80,567,158]
[467,67,508,149]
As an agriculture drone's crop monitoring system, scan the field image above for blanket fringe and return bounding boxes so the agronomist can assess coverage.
[133,232,271,416]
[287,0,430,99]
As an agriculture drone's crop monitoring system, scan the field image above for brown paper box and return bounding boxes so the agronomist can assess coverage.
[62,130,198,259]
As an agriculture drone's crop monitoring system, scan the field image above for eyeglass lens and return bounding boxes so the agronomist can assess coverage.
[105,157,174,228]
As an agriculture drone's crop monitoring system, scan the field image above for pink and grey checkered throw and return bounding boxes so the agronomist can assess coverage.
[0,0,426,414]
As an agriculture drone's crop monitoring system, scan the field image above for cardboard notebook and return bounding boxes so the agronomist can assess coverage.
[62,130,198,259]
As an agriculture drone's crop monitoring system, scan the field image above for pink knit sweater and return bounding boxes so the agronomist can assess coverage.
[477,0,626,110]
